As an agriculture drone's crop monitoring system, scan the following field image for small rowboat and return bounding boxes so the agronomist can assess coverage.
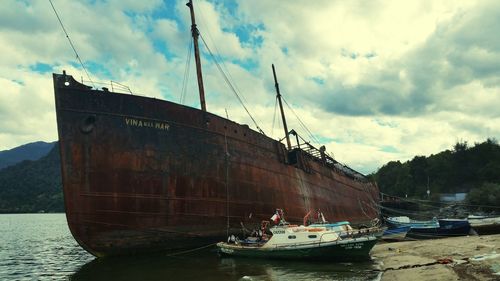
[468,215,500,235]
[386,216,471,239]
[382,226,410,241]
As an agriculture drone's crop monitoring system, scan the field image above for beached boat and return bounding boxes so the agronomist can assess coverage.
[53,0,380,257]
[385,216,439,229]
[408,219,471,239]
[468,215,500,235]
[381,226,410,241]
[386,216,470,239]
[217,220,378,260]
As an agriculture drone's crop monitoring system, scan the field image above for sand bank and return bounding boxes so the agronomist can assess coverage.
[371,234,500,281]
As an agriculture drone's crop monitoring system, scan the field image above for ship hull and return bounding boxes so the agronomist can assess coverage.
[53,73,380,257]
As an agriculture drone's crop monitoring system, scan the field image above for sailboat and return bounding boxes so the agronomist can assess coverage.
[53,0,380,257]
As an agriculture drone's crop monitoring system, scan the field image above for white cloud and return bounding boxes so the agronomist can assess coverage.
[0,0,499,175]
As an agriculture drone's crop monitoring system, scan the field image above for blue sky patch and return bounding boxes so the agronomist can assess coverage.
[233,24,264,48]
[85,61,112,78]
[235,59,258,71]
[311,77,325,85]
[29,62,52,74]
[312,135,335,144]
[381,145,398,153]
[152,39,179,60]
[373,118,398,128]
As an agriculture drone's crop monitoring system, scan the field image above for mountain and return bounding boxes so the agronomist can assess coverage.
[0,141,56,170]
[0,144,63,213]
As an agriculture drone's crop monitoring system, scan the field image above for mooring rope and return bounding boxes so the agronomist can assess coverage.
[48,0,95,89]
[165,242,218,257]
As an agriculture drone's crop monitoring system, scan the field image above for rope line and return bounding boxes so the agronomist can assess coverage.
[281,96,321,145]
[194,3,251,107]
[193,4,264,134]
[271,96,278,136]
[180,36,193,104]
[48,0,95,89]
[165,242,217,257]
[198,33,265,135]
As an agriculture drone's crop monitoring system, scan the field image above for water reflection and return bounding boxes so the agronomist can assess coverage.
[70,249,380,281]
[0,214,380,281]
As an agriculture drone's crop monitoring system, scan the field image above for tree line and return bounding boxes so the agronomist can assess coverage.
[372,139,500,211]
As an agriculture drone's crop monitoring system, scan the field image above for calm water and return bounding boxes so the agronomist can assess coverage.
[0,214,381,280]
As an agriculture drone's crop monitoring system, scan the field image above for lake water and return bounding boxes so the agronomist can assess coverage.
[0,214,381,280]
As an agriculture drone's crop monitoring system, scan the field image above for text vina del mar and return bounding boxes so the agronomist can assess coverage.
[124,117,170,130]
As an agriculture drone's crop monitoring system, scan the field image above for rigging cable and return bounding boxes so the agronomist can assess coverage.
[199,33,265,135]
[193,5,264,134]
[281,96,321,145]
[194,4,251,108]
[271,96,279,136]
[48,0,95,89]
[180,36,193,104]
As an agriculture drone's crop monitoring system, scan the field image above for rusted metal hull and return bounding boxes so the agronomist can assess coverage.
[53,73,380,257]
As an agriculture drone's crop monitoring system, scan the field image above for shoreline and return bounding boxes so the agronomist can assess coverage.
[371,234,500,280]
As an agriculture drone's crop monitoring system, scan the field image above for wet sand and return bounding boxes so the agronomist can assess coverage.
[371,234,500,281]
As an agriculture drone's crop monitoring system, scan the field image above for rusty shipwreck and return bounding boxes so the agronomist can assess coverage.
[53,0,380,257]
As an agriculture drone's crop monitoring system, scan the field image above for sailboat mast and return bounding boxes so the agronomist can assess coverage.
[272,64,292,150]
[186,0,207,112]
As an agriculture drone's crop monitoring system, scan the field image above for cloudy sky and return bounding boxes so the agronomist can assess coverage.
[1,0,499,174]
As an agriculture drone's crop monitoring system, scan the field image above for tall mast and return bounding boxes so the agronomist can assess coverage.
[186,0,207,111]
[272,64,292,150]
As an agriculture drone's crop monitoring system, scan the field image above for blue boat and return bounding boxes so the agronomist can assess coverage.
[382,226,410,241]
[385,216,439,229]
[385,217,471,239]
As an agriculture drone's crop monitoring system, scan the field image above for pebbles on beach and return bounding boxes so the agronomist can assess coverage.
[371,234,500,281]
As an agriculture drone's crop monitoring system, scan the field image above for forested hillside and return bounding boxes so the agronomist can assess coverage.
[0,145,63,213]
[0,141,55,170]
[373,139,500,209]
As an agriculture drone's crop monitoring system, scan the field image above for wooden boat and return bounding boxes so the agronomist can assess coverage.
[385,216,439,229]
[381,226,410,241]
[468,215,500,235]
[386,216,470,239]
[217,212,378,260]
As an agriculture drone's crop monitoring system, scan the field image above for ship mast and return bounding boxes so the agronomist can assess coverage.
[186,0,207,112]
[272,64,292,150]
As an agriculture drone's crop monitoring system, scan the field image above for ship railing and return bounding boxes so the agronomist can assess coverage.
[286,131,367,182]
[81,79,133,94]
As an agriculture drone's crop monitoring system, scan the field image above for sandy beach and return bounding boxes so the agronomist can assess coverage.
[371,234,500,280]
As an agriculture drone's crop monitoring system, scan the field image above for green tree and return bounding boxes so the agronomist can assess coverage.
[375,139,500,199]
[467,182,500,212]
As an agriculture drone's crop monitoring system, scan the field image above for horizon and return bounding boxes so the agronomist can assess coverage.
[1,0,499,174]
